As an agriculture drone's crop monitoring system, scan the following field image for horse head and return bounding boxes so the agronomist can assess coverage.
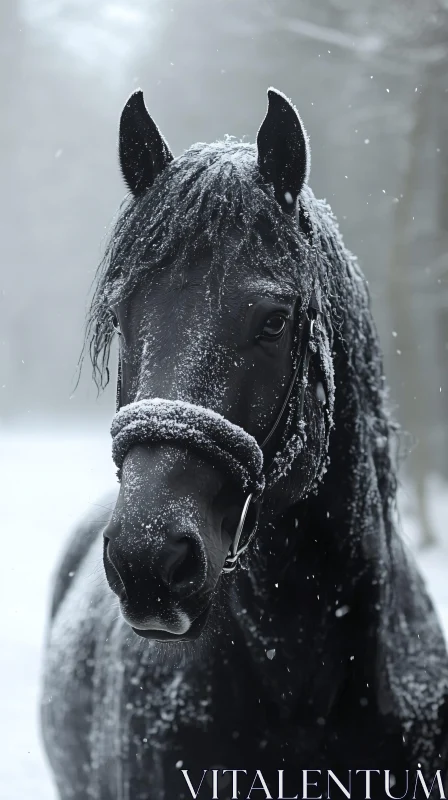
[95,88,334,641]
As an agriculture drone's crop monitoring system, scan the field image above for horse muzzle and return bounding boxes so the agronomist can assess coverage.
[104,400,265,639]
[111,398,265,571]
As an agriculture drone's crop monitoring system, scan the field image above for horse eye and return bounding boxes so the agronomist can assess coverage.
[110,312,121,335]
[260,313,287,340]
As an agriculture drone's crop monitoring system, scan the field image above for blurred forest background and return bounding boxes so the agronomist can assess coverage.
[1,0,448,544]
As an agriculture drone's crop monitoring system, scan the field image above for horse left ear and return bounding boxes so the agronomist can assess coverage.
[257,88,310,213]
[119,89,173,197]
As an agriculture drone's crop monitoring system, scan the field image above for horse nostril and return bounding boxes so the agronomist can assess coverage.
[103,536,127,601]
[165,536,204,595]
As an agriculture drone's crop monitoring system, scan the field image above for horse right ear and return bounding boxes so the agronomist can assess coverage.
[119,90,173,197]
[257,88,310,213]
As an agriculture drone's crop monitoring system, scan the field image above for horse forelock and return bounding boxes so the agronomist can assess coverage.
[84,137,311,389]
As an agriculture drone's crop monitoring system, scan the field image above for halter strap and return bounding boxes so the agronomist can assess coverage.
[116,354,122,414]
[222,288,321,572]
[260,289,320,458]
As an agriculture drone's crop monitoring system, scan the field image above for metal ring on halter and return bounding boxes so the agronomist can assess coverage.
[222,493,256,573]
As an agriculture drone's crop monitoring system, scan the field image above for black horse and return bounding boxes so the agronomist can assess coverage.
[41,88,448,799]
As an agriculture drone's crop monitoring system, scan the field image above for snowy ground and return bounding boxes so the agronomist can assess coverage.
[1,428,447,799]
[0,429,115,799]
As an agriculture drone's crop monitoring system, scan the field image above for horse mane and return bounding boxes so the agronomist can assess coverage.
[84,137,399,550]
[299,185,400,557]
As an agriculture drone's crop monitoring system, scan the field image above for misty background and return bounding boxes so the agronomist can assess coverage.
[0,2,448,796]
[2,0,448,545]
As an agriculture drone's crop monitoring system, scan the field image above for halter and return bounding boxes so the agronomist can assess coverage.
[113,287,322,573]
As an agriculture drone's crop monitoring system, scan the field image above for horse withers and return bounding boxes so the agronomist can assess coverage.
[41,88,448,799]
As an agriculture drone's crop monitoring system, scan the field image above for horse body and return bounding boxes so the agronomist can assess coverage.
[41,88,448,799]
[42,488,444,799]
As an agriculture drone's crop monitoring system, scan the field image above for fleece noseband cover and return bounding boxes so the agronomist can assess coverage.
[111,398,265,498]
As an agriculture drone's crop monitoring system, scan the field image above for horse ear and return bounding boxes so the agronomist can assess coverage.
[257,88,310,213]
[119,90,173,197]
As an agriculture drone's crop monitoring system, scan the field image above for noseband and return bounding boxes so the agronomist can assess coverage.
[112,288,322,573]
